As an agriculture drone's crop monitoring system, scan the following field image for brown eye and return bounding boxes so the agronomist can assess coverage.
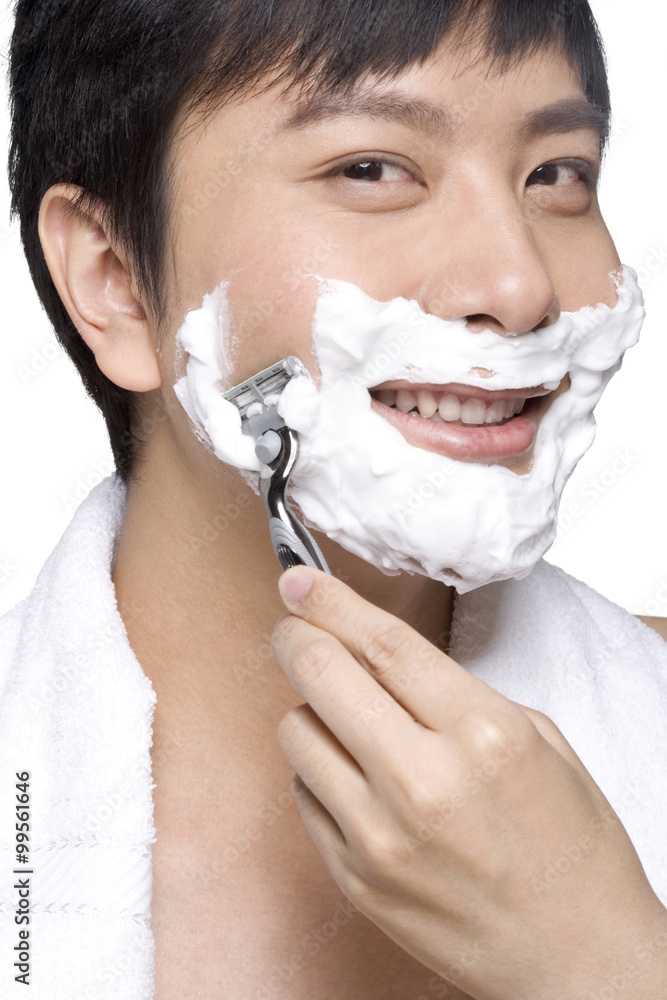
[343,161,384,181]
[528,162,589,187]
[341,160,407,182]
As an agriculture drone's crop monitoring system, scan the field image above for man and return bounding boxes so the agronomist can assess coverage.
[2,1,666,998]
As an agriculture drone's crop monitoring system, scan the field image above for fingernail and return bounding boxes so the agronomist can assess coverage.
[279,568,313,607]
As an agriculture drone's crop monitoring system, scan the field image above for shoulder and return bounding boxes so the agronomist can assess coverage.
[635,616,667,642]
[0,475,127,703]
[530,560,667,654]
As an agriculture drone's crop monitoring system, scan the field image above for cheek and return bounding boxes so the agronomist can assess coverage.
[225,271,322,382]
[167,209,335,384]
[532,218,622,311]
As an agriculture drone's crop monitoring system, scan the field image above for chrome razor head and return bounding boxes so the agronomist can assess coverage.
[223,356,309,438]
[222,355,330,574]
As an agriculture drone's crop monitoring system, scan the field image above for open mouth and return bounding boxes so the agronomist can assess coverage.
[372,387,537,426]
[369,381,554,462]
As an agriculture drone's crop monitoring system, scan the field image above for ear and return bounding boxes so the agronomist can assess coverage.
[38,183,162,391]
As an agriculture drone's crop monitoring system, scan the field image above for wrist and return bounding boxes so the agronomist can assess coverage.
[563,903,667,1000]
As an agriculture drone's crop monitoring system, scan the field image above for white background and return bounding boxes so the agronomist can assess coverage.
[0,1,665,617]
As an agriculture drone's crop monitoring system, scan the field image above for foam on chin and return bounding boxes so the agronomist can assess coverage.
[173,266,645,593]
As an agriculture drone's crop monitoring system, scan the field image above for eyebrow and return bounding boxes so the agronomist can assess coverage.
[518,97,610,142]
[280,90,456,139]
[280,90,609,144]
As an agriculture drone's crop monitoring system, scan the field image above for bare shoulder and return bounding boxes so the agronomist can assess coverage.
[635,616,667,642]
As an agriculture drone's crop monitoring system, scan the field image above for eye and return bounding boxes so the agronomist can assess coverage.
[339,159,414,183]
[527,160,593,188]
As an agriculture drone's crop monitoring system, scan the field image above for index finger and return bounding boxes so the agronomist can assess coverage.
[277,567,497,731]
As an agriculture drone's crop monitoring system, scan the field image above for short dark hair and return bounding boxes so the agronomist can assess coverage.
[8,0,611,484]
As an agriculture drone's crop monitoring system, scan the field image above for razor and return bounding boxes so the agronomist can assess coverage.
[224,357,331,574]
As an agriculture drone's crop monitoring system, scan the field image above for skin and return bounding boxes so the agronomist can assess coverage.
[38,33,667,999]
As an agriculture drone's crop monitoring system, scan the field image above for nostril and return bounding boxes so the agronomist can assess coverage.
[465,314,509,335]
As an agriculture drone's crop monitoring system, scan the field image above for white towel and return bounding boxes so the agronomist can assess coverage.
[0,475,156,999]
[448,561,667,903]
[0,473,665,998]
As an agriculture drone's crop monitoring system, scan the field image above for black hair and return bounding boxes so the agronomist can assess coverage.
[8,0,610,483]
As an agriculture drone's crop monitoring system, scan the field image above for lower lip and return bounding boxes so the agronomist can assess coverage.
[370,396,542,461]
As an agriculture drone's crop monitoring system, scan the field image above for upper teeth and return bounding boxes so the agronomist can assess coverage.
[376,389,526,425]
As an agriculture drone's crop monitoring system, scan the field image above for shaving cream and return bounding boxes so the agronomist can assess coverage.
[173,266,645,592]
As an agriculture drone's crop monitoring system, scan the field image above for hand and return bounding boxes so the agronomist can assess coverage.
[272,568,667,1000]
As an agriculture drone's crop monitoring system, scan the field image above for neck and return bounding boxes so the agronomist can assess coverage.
[111,431,455,749]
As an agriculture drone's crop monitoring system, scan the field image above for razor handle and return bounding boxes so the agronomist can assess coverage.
[257,426,331,574]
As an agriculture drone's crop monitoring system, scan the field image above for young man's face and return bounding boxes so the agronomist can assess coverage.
[157,37,620,481]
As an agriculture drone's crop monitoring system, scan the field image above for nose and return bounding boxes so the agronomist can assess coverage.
[418,193,561,337]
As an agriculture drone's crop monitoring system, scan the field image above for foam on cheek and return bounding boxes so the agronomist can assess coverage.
[172,266,645,592]
[173,282,261,473]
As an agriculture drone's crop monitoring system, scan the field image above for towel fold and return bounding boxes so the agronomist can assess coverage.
[0,475,156,999]
[0,473,665,997]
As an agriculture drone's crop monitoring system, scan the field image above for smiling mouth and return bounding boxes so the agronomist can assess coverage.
[371,385,549,426]
[368,381,557,462]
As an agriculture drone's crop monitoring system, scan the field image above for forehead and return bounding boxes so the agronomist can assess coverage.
[276,44,603,142]
[175,42,604,160]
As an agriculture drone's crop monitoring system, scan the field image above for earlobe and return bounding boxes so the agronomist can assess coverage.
[38,183,162,391]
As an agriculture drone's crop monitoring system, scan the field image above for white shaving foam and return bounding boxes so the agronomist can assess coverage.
[174,284,258,470]
[173,266,645,592]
